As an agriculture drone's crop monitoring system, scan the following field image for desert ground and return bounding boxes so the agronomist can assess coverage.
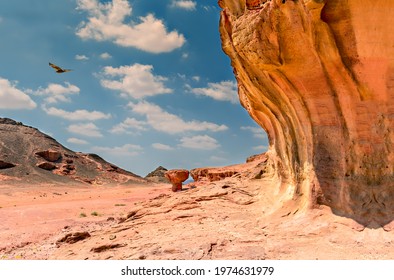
[1,175,393,260]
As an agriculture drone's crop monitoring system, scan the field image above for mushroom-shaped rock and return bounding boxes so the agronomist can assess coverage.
[165,169,189,192]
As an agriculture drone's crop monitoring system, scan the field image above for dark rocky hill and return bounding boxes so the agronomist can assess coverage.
[145,166,169,183]
[0,118,146,185]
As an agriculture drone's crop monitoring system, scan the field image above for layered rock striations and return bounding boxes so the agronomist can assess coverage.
[219,0,394,226]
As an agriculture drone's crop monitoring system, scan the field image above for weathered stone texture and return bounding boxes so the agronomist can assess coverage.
[219,0,394,226]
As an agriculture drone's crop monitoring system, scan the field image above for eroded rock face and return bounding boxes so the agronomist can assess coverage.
[165,169,189,192]
[219,0,394,226]
[191,168,239,182]
[35,150,61,162]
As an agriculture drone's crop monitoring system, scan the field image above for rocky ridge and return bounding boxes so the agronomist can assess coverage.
[0,118,145,185]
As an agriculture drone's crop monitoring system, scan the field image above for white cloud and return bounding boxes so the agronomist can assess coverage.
[152,143,174,151]
[67,138,89,145]
[191,80,238,104]
[209,155,226,162]
[68,123,103,137]
[182,52,189,59]
[92,143,143,156]
[43,107,111,121]
[0,78,36,109]
[110,117,147,134]
[253,145,269,151]
[76,0,185,53]
[241,126,267,139]
[75,54,89,60]
[171,0,197,10]
[179,135,220,150]
[33,82,80,104]
[129,101,228,134]
[192,76,200,82]
[99,52,112,59]
[101,64,172,99]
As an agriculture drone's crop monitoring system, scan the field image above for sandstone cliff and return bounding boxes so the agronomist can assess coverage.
[219,0,394,226]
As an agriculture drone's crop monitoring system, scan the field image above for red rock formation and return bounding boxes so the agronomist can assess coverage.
[191,167,239,182]
[219,0,394,226]
[165,169,189,192]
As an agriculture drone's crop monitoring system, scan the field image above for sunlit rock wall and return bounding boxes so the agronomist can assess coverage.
[219,0,394,226]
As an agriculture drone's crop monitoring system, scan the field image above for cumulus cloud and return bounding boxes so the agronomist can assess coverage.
[68,123,103,137]
[179,135,220,150]
[92,143,143,156]
[67,138,89,145]
[75,54,89,60]
[101,64,172,99]
[110,117,147,134]
[209,155,226,162]
[171,0,197,10]
[0,78,36,109]
[32,82,80,104]
[43,107,111,121]
[253,145,269,151]
[241,126,267,139]
[190,80,238,104]
[152,143,174,151]
[76,0,185,53]
[129,101,228,134]
[99,52,112,59]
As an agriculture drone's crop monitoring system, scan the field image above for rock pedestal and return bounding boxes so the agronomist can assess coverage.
[165,169,189,192]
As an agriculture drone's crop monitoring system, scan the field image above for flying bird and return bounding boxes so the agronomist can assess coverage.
[49,62,72,73]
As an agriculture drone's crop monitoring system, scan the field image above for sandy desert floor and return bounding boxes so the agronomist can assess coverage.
[1,178,394,260]
[0,182,169,259]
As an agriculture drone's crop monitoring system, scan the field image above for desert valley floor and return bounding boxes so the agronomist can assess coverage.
[1,176,394,260]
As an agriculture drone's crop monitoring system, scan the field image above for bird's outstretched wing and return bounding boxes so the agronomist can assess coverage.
[49,62,72,73]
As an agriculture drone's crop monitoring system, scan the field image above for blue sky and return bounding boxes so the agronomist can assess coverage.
[0,0,268,176]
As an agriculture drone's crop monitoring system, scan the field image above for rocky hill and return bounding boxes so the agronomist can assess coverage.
[145,166,170,183]
[0,118,146,185]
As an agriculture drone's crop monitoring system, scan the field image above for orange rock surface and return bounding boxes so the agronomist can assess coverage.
[219,0,394,226]
[165,169,189,192]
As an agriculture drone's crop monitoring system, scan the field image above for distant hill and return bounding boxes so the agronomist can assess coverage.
[0,118,146,185]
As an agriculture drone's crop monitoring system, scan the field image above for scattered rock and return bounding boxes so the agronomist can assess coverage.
[57,232,91,245]
[165,169,189,192]
[90,243,125,253]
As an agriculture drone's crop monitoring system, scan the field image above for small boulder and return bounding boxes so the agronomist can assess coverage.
[165,169,189,192]
[35,150,61,162]
[57,231,91,245]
